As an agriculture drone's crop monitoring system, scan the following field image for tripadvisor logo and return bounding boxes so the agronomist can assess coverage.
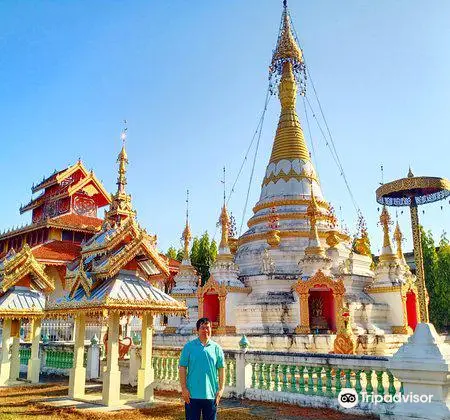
[338,388,358,408]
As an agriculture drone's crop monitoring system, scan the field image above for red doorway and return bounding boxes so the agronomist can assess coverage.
[203,293,220,324]
[308,288,336,333]
[406,290,418,331]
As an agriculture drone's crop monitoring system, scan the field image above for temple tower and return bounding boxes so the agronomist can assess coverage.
[234,2,337,334]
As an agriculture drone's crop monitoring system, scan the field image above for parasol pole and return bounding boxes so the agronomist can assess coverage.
[409,201,429,323]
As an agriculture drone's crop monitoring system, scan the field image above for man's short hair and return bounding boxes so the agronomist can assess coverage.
[196,317,211,330]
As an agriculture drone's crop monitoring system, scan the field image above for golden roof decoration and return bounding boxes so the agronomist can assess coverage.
[0,244,54,293]
[105,130,137,225]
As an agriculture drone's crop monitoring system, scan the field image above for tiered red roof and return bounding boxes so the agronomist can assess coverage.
[32,241,81,263]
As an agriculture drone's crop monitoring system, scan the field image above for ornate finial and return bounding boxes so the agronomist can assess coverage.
[379,205,394,252]
[269,4,305,95]
[393,221,406,263]
[353,212,371,257]
[181,189,192,261]
[219,203,230,250]
[118,121,128,194]
[283,0,287,8]
[407,167,414,178]
[104,122,136,224]
[305,183,325,256]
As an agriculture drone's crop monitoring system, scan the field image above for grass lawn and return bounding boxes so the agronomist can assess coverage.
[0,383,376,420]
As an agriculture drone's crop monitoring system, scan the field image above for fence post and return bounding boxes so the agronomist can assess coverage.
[386,323,450,420]
[235,351,252,397]
[86,335,100,380]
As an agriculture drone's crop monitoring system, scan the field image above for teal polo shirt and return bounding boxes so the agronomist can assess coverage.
[179,338,225,399]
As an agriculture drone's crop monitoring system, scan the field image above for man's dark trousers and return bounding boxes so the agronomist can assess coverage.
[185,398,217,420]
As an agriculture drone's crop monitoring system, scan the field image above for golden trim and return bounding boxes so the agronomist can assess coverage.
[247,211,330,228]
[367,286,402,294]
[238,229,348,246]
[392,325,413,335]
[262,167,318,187]
[376,176,450,202]
[253,198,329,214]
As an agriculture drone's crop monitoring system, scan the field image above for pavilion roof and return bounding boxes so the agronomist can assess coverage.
[0,245,54,293]
[45,270,186,317]
[0,286,45,319]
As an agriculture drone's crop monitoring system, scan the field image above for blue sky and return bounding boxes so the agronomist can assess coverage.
[1,1,449,254]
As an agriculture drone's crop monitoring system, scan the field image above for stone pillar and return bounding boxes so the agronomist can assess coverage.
[27,318,42,383]
[235,351,251,397]
[68,314,86,399]
[137,313,154,402]
[9,320,20,382]
[102,311,121,406]
[0,319,13,386]
[86,336,100,380]
[386,323,450,420]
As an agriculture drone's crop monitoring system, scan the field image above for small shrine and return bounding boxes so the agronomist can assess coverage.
[0,244,54,385]
[197,202,249,335]
[45,134,186,406]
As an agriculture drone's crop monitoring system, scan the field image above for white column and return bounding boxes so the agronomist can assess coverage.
[9,333,20,382]
[68,314,86,399]
[137,313,154,402]
[27,318,42,383]
[0,319,13,386]
[102,311,121,406]
[235,351,252,397]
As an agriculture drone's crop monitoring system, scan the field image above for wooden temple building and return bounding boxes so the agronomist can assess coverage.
[0,136,185,405]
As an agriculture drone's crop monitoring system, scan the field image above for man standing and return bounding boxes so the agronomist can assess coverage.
[179,318,225,420]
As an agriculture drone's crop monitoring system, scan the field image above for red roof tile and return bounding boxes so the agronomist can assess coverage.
[50,214,103,230]
[32,240,81,262]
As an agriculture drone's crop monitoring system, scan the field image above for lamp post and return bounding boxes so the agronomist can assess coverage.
[376,170,450,323]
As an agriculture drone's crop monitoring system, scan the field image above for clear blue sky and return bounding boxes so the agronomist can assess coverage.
[1,1,449,254]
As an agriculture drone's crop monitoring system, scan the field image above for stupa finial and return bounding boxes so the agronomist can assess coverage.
[181,189,192,261]
[305,184,325,256]
[378,205,395,259]
[266,4,310,167]
[393,220,406,263]
[105,120,136,224]
[117,121,128,194]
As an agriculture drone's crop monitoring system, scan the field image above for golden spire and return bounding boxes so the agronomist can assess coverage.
[393,221,407,264]
[219,167,230,250]
[267,4,310,166]
[117,139,128,195]
[271,2,303,67]
[181,189,192,261]
[379,205,395,259]
[304,185,325,256]
[105,124,136,225]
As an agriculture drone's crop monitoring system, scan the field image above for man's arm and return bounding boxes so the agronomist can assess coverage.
[179,366,190,404]
[215,367,225,405]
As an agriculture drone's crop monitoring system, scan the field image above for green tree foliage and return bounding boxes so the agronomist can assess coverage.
[421,228,450,332]
[166,232,218,285]
[165,246,183,262]
[191,232,217,286]
[165,246,178,260]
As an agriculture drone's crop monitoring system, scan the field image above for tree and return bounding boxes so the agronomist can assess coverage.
[435,234,450,331]
[190,232,217,286]
[421,228,449,332]
[165,246,183,262]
